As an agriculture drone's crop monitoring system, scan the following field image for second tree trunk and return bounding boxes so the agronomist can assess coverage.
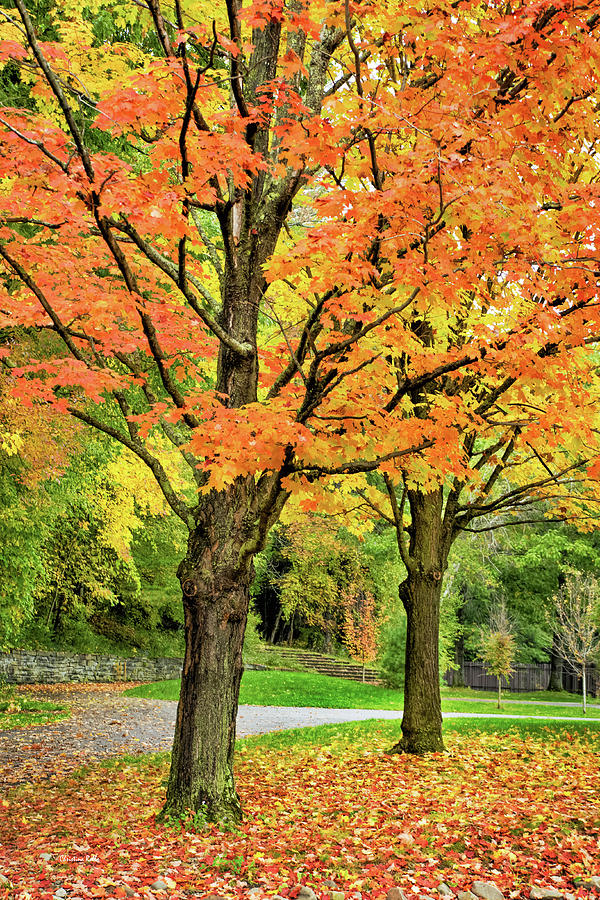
[390,486,453,755]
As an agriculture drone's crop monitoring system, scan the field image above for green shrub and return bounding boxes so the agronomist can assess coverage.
[378,618,406,688]
[243,604,268,666]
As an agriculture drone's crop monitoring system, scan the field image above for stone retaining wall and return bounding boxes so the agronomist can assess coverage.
[0,649,184,684]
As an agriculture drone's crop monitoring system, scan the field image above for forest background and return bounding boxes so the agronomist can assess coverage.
[3,416,600,691]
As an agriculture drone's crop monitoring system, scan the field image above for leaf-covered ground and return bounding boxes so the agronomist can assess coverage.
[1,722,599,900]
[0,684,177,787]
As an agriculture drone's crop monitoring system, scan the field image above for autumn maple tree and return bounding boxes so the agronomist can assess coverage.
[0,0,461,822]
[2,0,600,819]
[334,2,600,754]
[341,584,377,679]
[479,604,516,709]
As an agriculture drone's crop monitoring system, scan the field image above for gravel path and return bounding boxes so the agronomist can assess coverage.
[1,684,598,788]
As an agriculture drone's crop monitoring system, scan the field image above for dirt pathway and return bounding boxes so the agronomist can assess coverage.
[0,684,403,787]
[0,684,176,787]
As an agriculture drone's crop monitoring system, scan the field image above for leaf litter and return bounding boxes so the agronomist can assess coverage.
[0,691,599,900]
[0,684,174,787]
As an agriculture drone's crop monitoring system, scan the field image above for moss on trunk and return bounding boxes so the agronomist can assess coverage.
[159,482,255,824]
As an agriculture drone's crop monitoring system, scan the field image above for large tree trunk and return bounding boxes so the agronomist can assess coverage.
[158,197,284,821]
[154,17,337,823]
[394,570,445,753]
[389,487,453,755]
[157,170,295,821]
[160,481,256,823]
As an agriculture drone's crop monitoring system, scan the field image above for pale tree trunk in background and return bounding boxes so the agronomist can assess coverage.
[548,632,564,691]
[269,608,282,645]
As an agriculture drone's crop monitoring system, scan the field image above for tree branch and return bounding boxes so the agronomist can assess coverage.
[112,217,253,357]
[14,0,94,181]
[92,215,202,429]
[295,441,434,476]
[383,473,412,571]
[455,461,586,526]
[318,288,420,363]
[113,350,205,487]
[225,0,250,119]
[145,0,174,56]
[0,117,69,173]
[69,405,193,527]
[0,246,89,365]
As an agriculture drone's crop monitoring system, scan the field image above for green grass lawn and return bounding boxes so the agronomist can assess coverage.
[126,668,599,717]
[444,687,591,703]
[239,715,600,752]
[444,700,600,718]
[0,696,70,730]
[126,669,406,707]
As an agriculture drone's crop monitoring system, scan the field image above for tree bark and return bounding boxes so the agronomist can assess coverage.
[389,487,452,755]
[157,132,300,819]
[160,481,256,824]
[269,607,282,644]
[287,612,295,645]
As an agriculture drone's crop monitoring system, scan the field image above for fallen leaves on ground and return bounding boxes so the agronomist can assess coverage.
[0,685,173,787]
[1,726,599,899]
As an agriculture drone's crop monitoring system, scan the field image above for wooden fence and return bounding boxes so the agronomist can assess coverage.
[561,666,600,697]
[445,661,600,696]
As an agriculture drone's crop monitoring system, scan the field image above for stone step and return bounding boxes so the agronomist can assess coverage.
[264,646,381,683]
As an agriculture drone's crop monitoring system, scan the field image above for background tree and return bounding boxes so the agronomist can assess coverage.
[486,527,600,689]
[440,523,600,688]
[273,520,354,649]
[343,0,600,752]
[252,515,384,654]
[341,586,377,680]
[479,603,516,709]
[0,377,188,657]
[553,572,600,713]
[0,361,81,646]
[436,530,503,687]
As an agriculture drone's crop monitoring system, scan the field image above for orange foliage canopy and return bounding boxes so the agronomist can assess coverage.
[0,0,599,517]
